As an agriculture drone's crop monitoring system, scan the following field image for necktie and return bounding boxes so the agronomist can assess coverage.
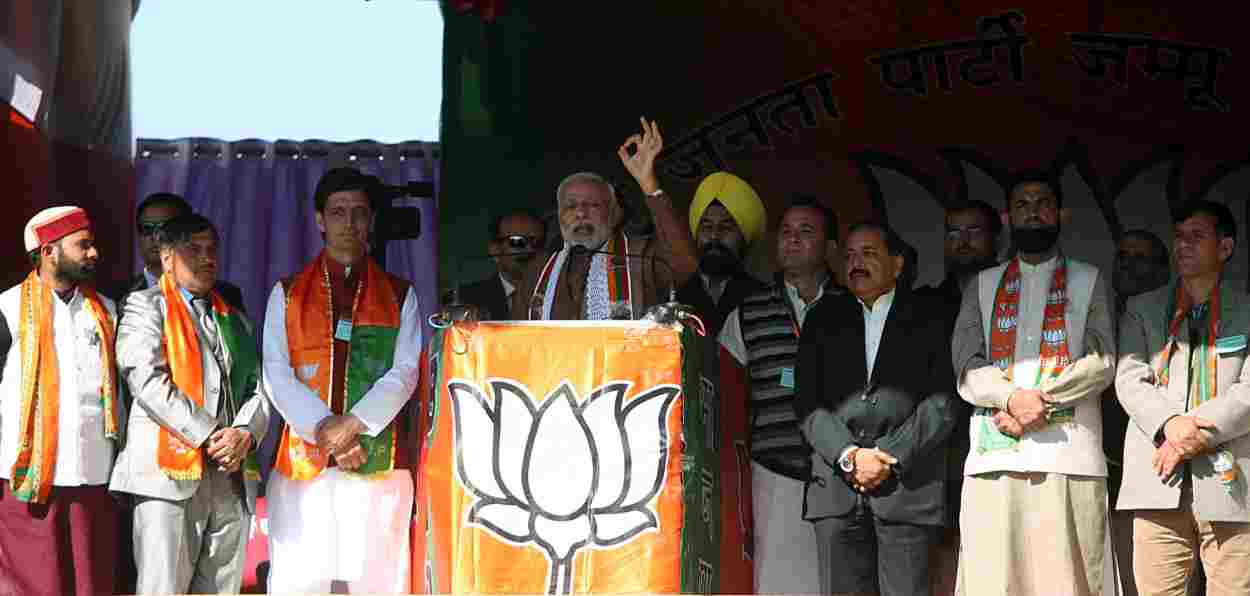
[192,297,221,356]
[192,296,233,421]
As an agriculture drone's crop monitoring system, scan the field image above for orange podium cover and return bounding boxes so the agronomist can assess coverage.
[412,321,730,594]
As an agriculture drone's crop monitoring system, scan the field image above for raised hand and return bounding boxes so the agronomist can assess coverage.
[617,117,664,195]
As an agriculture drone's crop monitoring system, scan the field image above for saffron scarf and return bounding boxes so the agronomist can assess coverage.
[157,273,260,480]
[532,230,633,320]
[1155,281,1220,408]
[989,257,1073,397]
[275,251,402,480]
[977,257,1074,453]
[11,271,118,503]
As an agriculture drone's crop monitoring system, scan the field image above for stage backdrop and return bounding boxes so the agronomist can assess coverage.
[1,1,135,288]
[442,1,1250,291]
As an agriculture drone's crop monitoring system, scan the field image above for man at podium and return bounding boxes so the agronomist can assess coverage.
[513,118,697,320]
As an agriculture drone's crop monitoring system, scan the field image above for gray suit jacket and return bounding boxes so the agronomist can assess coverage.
[109,286,270,512]
[1116,283,1250,521]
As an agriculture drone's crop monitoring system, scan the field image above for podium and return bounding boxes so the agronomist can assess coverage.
[411,321,734,594]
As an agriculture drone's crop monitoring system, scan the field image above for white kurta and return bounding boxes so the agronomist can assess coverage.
[260,281,422,591]
[0,285,116,486]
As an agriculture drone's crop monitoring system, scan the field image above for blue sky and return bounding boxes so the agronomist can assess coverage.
[131,0,443,143]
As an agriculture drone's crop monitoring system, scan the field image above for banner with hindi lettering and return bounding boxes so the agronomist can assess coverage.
[412,321,723,594]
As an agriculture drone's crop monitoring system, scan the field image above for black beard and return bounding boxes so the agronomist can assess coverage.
[698,245,740,278]
[56,258,95,283]
[1012,225,1060,254]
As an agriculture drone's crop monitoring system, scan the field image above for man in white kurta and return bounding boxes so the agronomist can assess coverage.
[0,207,122,595]
[952,176,1116,596]
[261,167,422,593]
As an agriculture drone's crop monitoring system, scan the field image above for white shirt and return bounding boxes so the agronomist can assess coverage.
[857,288,895,379]
[720,279,827,366]
[0,284,117,486]
[143,267,159,288]
[261,282,423,444]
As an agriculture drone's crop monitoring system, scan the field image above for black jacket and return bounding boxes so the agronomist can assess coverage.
[674,270,765,340]
[913,275,974,527]
[458,275,512,321]
[795,288,956,525]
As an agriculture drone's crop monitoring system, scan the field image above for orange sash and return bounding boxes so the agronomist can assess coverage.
[157,272,228,480]
[274,251,400,480]
[12,272,118,503]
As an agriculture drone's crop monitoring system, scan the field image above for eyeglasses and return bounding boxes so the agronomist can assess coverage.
[945,225,987,240]
[138,219,171,236]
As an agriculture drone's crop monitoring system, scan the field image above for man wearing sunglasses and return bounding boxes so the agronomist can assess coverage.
[102,193,245,317]
[460,209,547,320]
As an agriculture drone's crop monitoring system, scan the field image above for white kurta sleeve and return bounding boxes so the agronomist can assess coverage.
[262,283,333,442]
[349,286,422,436]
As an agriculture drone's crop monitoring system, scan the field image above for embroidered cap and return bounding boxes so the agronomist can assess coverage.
[24,206,91,252]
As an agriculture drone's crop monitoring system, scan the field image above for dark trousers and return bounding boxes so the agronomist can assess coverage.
[813,496,937,596]
[0,481,117,596]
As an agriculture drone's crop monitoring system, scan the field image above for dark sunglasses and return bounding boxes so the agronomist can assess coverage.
[495,234,540,249]
[138,219,171,236]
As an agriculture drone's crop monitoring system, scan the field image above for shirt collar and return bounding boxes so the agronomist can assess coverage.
[783,273,830,308]
[143,267,160,288]
[857,287,896,312]
[499,273,516,297]
[1017,254,1059,275]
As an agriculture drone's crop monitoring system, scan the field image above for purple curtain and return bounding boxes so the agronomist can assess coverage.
[133,138,441,342]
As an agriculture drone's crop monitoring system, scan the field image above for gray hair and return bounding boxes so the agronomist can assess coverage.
[555,171,616,205]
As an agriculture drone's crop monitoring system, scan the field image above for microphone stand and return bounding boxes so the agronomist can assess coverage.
[567,245,704,332]
[431,250,537,327]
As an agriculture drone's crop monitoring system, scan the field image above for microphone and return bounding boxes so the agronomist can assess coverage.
[566,244,699,328]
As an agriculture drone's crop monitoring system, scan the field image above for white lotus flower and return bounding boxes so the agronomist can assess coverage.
[449,378,680,595]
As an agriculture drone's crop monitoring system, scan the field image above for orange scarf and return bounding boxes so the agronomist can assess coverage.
[11,271,118,503]
[157,273,227,480]
[275,251,400,480]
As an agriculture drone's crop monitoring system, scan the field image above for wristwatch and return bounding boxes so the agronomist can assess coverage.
[838,447,859,473]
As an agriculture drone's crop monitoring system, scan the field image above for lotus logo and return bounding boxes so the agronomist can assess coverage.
[996,315,1017,331]
[449,378,681,595]
[1043,328,1067,345]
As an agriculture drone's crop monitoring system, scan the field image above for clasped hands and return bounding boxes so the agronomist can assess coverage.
[315,414,369,471]
[204,427,252,473]
[1152,415,1218,480]
[848,447,899,493]
[990,389,1059,437]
